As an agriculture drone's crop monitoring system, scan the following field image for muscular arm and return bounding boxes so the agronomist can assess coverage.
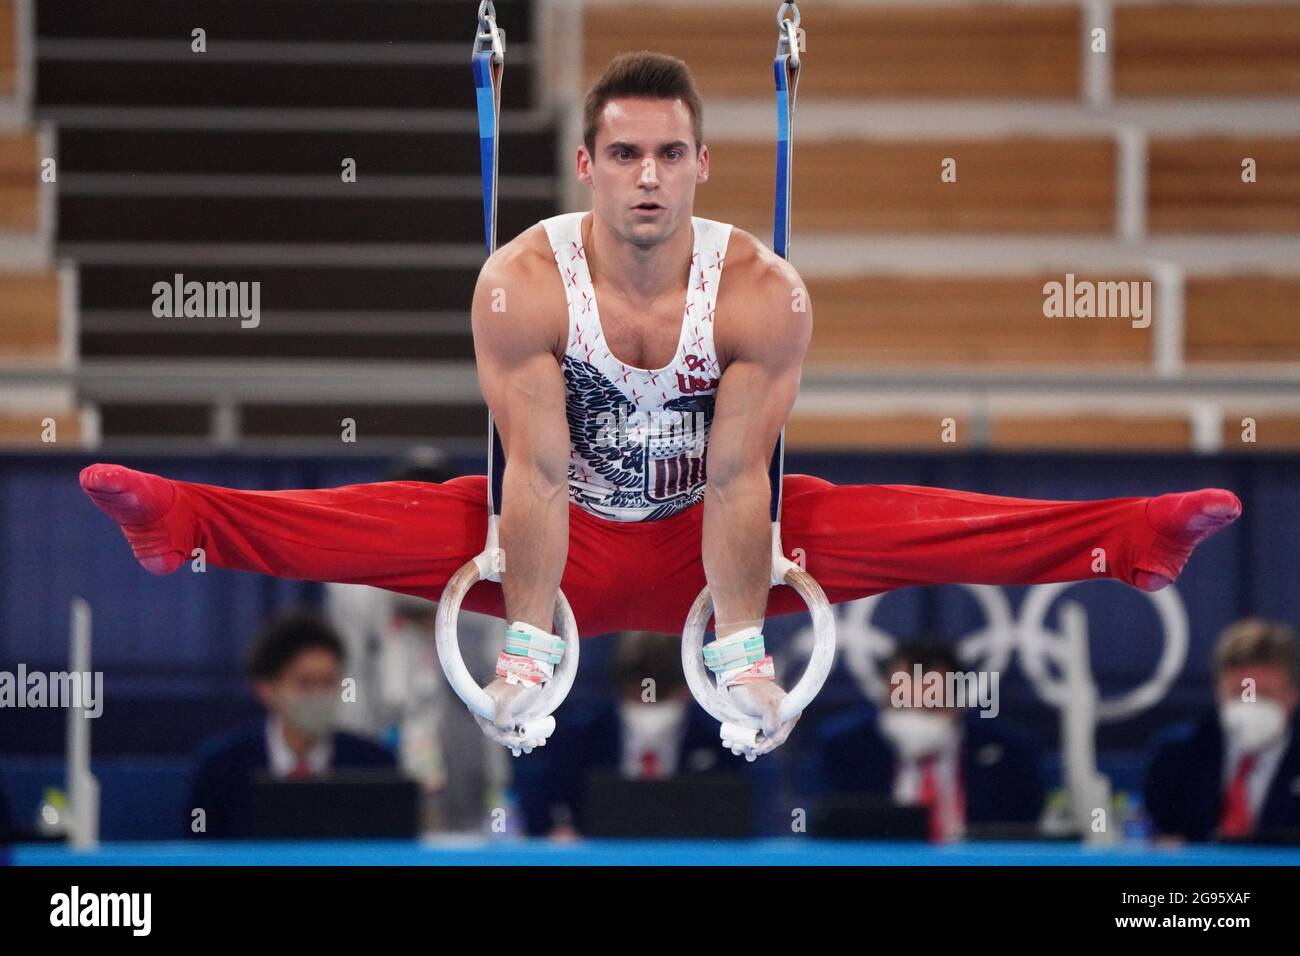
[702,257,812,638]
[471,251,570,633]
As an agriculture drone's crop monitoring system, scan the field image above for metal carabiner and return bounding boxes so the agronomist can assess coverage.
[776,1,802,67]
[776,1,801,31]
[475,0,506,64]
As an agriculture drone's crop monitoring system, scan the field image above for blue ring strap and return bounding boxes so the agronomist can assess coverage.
[472,16,507,517]
[768,25,801,524]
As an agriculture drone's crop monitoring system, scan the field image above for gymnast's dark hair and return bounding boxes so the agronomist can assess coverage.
[583,51,704,157]
[245,611,346,681]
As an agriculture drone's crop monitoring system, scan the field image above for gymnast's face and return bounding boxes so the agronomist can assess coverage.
[577,97,709,249]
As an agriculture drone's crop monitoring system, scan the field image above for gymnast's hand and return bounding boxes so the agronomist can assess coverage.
[475,676,549,755]
[725,677,801,757]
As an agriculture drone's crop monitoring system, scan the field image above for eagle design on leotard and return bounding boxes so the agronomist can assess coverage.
[563,355,716,522]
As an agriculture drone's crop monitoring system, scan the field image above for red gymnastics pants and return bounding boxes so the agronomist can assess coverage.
[136,473,1194,638]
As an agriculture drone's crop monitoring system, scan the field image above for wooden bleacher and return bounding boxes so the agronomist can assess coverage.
[1221,413,1300,449]
[584,4,1081,99]
[5,0,1293,452]
[798,273,1300,370]
[785,412,1197,452]
[1148,136,1300,232]
[0,2,90,448]
[0,269,61,361]
[1185,276,1300,363]
[697,138,1116,234]
[0,0,15,99]
[786,413,976,450]
[1115,3,1300,97]
[991,414,1192,451]
[802,274,1152,368]
[0,268,85,448]
[0,130,38,231]
[0,410,83,445]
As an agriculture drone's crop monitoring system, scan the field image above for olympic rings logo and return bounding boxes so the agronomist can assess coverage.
[781,583,1189,723]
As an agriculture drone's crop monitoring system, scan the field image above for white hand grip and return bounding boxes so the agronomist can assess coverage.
[720,722,761,761]
[435,555,580,727]
[518,715,556,744]
[682,564,836,731]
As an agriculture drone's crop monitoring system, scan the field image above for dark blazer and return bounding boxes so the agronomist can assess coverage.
[0,772,13,844]
[183,720,395,838]
[512,698,750,836]
[1144,709,1300,841]
[811,707,1044,824]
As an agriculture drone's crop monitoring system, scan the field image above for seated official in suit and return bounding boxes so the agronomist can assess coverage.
[813,640,1043,842]
[1145,617,1300,843]
[512,631,750,838]
[183,611,396,838]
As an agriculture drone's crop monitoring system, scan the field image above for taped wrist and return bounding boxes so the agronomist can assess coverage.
[496,621,565,687]
[704,626,775,688]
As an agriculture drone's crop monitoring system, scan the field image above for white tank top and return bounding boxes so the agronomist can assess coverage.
[540,211,732,522]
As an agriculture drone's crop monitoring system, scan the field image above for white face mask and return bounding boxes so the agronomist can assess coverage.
[1219,698,1288,753]
[879,709,957,761]
[283,691,339,740]
[620,699,687,742]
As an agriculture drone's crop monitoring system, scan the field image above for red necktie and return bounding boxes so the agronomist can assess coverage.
[290,756,313,780]
[639,749,660,779]
[953,759,966,837]
[917,755,943,843]
[1219,754,1258,837]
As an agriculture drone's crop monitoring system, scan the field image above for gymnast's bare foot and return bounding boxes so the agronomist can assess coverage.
[79,464,186,575]
[1133,489,1242,592]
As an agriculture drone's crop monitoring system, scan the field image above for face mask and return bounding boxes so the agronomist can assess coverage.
[284,691,339,739]
[879,709,957,761]
[620,699,687,742]
[1219,698,1287,753]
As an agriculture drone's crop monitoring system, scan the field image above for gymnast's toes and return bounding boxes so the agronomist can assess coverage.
[1133,488,1242,591]
[1147,488,1242,546]
[80,463,185,575]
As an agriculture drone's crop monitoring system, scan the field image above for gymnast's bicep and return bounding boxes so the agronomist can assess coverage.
[470,258,570,486]
[707,260,812,486]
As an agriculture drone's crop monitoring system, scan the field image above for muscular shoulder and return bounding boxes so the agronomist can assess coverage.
[473,223,567,359]
[715,226,811,366]
[479,223,563,297]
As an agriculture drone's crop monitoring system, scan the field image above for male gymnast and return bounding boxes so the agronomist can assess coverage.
[81,52,1241,755]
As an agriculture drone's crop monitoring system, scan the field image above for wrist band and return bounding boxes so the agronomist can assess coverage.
[703,627,766,672]
[496,651,554,687]
[718,655,775,687]
[497,621,565,687]
[504,620,566,664]
[704,627,772,688]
